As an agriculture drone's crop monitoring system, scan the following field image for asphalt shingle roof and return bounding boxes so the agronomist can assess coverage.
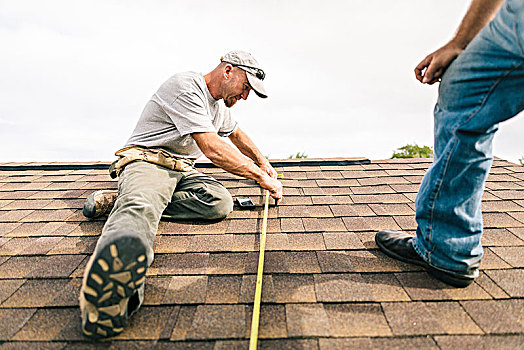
[0,157,523,348]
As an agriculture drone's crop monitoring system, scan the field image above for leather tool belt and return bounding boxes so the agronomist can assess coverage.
[109,145,194,178]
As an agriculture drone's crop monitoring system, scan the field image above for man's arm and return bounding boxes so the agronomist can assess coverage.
[228,128,278,179]
[192,132,283,204]
[415,0,505,84]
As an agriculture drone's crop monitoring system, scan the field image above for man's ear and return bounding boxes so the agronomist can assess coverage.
[223,64,233,79]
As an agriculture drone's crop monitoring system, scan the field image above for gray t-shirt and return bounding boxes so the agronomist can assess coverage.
[126,71,238,159]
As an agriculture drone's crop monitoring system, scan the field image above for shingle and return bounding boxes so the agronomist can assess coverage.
[489,246,524,267]
[348,249,422,273]
[481,228,524,246]
[362,273,411,302]
[163,275,208,304]
[259,339,319,350]
[302,218,325,232]
[489,190,524,200]
[265,234,290,251]
[2,278,77,307]
[0,238,36,255]
[0,191,39,200]
[28,254,86,278]
[186,234,235,252]
[343,216,400,232]
[279,195,313,206]
[486,269,524,297]
[11,307,83,341]
[481,248,512,269]
[206,253,247,274]
[315,218,346,232]
[45,236,95,255]
[227,219,258,234]
[475,271,510,299]
[153,235,189,253]
[322,232,365,250]
[358,177,410,186]
[68,221,105,236]
[320,187,352,196]
[314,273,372,302]
[5,222,50,237]
[0,256,43,278]
[350,193,411,204]
[311,195,353,205]
[239,275,276,303]
[381,301,445,335]
[330,204,374,217]
[272,274,316,303]
[509,211,524,224]
[320,337,439,350]
[114,306,179,340]
[280,218,305,233]
[317,251,354,272]
[143,276,171,305]
[461,300,524,333]
[1,199,53,210]
[0,279,25,304]
[0,223,20,236]
[349,185,396,195]
[245,304,287,339]
[263,252,290,273]
[170,305,197,341]
[205,275,241,304]
[186,305,246,340]
[287,233,325,251]
[394,272,451,300]
[266,218,281,233]
[483,213,523,228]
[188,220,229,235]
[157,221,192,235]
[368,203,414,216]
[426,301,483,334]
[324,303,392,337]
[482,200,524,212]
[341,170,388,179]
[0,210,34,223]
[316,179,359,187]
[434,335,524,350]
[509,227,524,241]
[149,253,209,276]
[286,304,331,337]
[0,308,36,340]
[286,251,321,273]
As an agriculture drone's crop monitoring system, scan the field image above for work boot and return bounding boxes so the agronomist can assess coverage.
[375,229,475,288]
[83,190,118,218]
[79,232,148,338]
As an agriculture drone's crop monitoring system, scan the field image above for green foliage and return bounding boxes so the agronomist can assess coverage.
[391,143,433,159]
[288,152,308,159]
[519,156,523,166]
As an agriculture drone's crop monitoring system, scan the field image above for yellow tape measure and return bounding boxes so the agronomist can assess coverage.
[249,190,270,350]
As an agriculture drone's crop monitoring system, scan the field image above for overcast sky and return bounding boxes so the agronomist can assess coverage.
[1,0,523,164]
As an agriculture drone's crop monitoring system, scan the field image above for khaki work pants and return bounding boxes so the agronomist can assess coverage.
[93,160,233,310]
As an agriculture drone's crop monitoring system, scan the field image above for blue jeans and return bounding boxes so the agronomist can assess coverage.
[412,0,524,278]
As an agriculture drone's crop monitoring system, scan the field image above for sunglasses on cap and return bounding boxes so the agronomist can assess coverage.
[222,61,265,81]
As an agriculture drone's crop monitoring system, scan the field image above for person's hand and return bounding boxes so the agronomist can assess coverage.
[259,161,278,179]
[415,42,463,85]
[258,175,283,205]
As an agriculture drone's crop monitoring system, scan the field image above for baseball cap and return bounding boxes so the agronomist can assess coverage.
[221,50,267,98]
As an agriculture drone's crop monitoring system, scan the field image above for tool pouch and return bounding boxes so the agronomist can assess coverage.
[109,145,194,178]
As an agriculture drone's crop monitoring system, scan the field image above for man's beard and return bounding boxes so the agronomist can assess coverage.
[224,96,237,108]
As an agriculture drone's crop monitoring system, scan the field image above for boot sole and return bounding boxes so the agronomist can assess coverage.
[80,234,148,338]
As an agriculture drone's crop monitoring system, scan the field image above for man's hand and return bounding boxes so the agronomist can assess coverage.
[415,42,463,85]
[259,175,283,205]
[259,161,278,179]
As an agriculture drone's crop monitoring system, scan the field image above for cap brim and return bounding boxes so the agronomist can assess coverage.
[246,73,268,98]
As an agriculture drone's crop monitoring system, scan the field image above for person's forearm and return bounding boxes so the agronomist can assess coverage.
[228,128,268,166]
[193,132,267,182]
[450,0,504,49]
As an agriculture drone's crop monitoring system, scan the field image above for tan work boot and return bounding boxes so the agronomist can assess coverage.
[83,190,118,218]
[79,232,148,338]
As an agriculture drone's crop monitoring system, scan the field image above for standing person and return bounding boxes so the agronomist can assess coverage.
[79,50,283,338]
[376,0,523,287]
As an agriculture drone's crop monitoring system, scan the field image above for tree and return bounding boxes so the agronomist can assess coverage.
[288,152,308,159]
[519,157,523,166]
[391,143,433,159]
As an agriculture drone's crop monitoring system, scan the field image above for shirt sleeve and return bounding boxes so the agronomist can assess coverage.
[217,108,238,137]
[162,92,217,137]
